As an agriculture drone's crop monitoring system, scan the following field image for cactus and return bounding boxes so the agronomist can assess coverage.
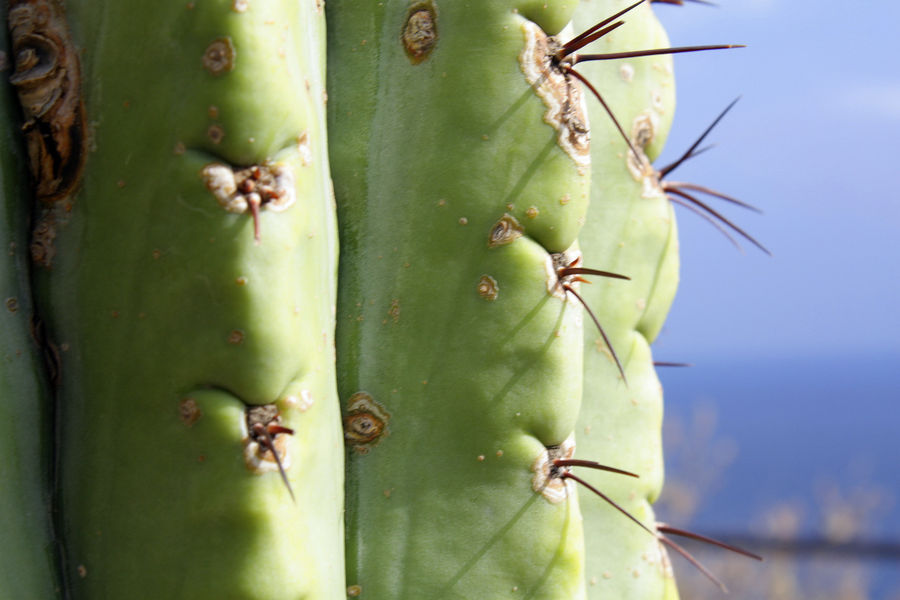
[328,3,592,597]
[7,0,342,597]
[569,2,679,595]
[328,0,759,597]
[0,0,762,597]
[0,11,59,595]
[567,2,762,596]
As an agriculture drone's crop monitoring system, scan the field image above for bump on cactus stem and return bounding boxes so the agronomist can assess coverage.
[657,98,771,255]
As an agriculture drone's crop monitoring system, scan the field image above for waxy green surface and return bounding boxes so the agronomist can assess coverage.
[572,1,680,597]
[0,12,59,595]
[328,1,592,597]
[31,1,343,597]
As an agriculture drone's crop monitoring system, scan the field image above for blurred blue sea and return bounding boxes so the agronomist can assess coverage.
[616,1,900,596]
[658,351,900,597]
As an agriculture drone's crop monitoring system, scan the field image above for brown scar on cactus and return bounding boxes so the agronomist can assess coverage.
[487,213,524,247]
[244,404,295,501]
[203,37,236,76]
[402,2,437,64]
[343,391,390,454]
[519,22,590,168]
[476,274,499,301]
[202,162,295,242]
[626,111,663,189]
[656,98,771,255]
[550,0,743,169]
[178,397,202,427]
[549,251,630,382]
[8,0,86,204]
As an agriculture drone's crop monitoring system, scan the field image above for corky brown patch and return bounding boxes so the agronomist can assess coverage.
[477,275,498,301]
[179,397,202,427]
[402,2,437,64]
[203,38,235,76]
[344,391,390,454]
[487,213,524,248]
[627,110,664,200]
[519,21,590,169]
[8,0,86,204]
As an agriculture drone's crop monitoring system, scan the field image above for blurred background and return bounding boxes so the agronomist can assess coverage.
[642,1,900,597]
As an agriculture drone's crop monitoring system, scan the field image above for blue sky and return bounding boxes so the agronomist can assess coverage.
[644,0,900,362]
[643,4,900,590]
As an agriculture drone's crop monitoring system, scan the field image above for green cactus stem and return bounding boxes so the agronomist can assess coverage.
[327,1,604,597]
[544,1,680,595]
[16,0,343,597]
[570,1,760,596]
[0,7,59,595]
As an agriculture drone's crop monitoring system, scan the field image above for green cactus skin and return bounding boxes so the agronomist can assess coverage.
[0,10,60,596]
[19,0,343,597]
[327,1,605,598]
[571,1,680,596]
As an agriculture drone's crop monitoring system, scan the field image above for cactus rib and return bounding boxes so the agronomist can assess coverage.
[22,1,344,597]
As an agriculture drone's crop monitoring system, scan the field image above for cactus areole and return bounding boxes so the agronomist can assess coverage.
[0,0,761,597]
